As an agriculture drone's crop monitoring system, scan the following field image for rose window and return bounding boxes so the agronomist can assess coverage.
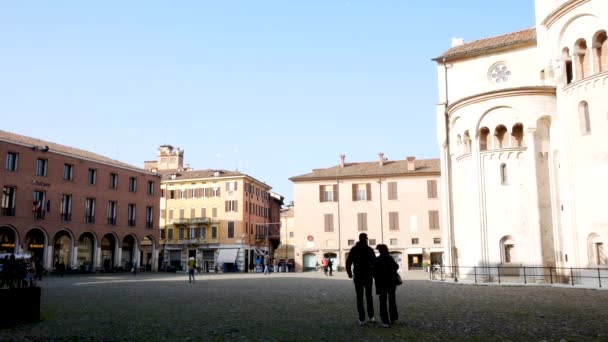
[490,64,511,83]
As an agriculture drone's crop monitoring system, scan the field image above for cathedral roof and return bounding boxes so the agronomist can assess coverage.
[434,27,536,62]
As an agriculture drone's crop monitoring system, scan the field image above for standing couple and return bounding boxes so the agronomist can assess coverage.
[346,233,400,328]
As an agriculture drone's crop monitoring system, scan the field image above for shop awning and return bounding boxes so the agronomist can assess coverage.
[217,249,239,264]
[406,247,423,254]
[253,248,266,256]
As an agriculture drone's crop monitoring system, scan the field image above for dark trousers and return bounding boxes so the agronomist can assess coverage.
[188,269,195,283]
[378,286,398,324]
[354,276,374,321]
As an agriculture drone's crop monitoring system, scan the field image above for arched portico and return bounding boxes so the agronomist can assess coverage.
[53,229,74,271]
[140,235,158,271]
[101,233,117,272]
[0,225,18,254]
[24,227,47,269]
[77,232,97,273]
[121,234,138,271]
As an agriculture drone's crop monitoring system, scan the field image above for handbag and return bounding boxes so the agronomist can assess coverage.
[395,272,403,286]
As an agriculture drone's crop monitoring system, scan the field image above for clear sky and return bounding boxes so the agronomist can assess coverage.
[0,1,535,203]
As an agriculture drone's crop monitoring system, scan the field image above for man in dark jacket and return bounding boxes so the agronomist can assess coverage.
[346,233,376,325]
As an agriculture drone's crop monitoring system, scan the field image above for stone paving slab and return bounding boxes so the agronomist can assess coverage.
[1,271,607,341]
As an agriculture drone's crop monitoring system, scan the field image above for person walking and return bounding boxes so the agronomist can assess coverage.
[373,244,399,328]
[327,258,333,276]
[187,257,196,283]
[346,233,376,326]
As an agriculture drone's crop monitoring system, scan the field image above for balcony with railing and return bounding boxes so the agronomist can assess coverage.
[146,221,154,229]
[107,217,116,225]
[60,213,72,222]
[1,207,15,217]
[162,237,219,245]
[128,219,136,227]
[172,217,210,225]
[85,215,95,224]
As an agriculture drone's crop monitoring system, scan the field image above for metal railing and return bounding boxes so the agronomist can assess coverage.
[430,265,608,288]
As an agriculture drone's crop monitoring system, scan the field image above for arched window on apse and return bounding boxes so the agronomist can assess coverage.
[562,48,573,84]
[574,39,590,80]
[494,125,508,148]
[463,131,472,154]
[500,236,516,264]
[588,233,605,266]
[479,127,490,151]
[579,101,591,135]
[592,30,608,73]
[500,163,508,185]
[511,123,524,148]
[456,134,462,155]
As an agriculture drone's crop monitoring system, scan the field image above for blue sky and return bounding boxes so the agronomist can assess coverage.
[0,1,535,202]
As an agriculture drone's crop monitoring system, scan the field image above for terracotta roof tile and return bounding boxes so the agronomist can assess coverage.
[290,158,440,181]
[157,169,245,181]
[434,27,536,61]
[0,129,150,172]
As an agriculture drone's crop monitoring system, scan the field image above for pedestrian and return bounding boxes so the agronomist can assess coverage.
[373,244,399,328]
[263,261,269,275]
[346,233,376,326]
[322,257,328,276]
[187,257,196,283]
[132,262,138,276]
[35,258,43,281]
[26,258,36,287]
[327,258,333,276]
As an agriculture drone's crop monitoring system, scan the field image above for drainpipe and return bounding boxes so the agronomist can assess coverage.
[336,176,342,270]
[443,57,458,282]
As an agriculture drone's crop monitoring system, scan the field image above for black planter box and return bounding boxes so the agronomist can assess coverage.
[0,287,41,327]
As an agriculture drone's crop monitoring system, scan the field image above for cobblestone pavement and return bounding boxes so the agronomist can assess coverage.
[1,270,607,341]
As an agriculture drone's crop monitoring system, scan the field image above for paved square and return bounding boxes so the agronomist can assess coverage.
[1,271,607,341]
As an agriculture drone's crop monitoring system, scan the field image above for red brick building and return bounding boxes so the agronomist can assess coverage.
[0,130,161,272]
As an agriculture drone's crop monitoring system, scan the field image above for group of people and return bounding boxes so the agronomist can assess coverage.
[346,233,400,328]
[1,254,42,289]
[320,256,334,276]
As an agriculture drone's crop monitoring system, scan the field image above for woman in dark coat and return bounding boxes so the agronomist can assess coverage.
[373,244,399,327]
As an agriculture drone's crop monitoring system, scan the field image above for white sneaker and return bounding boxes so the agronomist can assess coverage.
[382,323,390,328]
[368,317,376,323]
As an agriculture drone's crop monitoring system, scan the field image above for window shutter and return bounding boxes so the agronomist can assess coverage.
[185,189,190,199]
[429,210,439,229]
[225,201,229,212]
[388,182,397,200]
[226,182,229,191]
[363,213,367,231]
[366,183,371,201]
[319,185,324,202]
[217,188,221,197]
[190,208,195,218]
[333,184,339,202]
[427,180,437,199]
[352,184,356,201]
[235,201,238,212]
[234,182,238,191]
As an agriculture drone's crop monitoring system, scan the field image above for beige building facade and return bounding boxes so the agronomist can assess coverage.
[290,154,442,272]
[145,145,279,272]
[435,0,608,282]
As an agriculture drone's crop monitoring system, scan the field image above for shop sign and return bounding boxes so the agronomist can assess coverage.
[1,243,15,248]
[29,244,44,249]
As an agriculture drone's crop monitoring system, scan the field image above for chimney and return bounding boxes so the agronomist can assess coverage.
[378,152,385,166]
[451,37,464,47]
[339,154,346,168]
[406,156,416,171]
